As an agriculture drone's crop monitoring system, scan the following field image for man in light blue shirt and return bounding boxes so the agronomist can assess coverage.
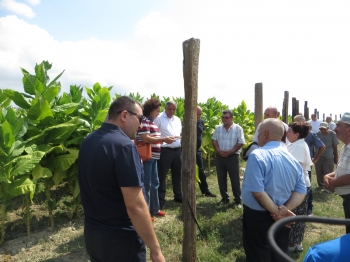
[242,118,307,262]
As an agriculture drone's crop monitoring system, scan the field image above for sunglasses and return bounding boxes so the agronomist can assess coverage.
[117,110,143,124]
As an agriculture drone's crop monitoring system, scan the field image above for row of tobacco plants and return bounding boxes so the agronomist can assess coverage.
[0,61,255,246]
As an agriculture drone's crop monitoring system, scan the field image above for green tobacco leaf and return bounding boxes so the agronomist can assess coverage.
[21,69,46,95]
[47,69,65,88]
[51,103,79,115]
[3,175,35,198]
[8,140,25,157]
[43,85,61,103]
[35,61,51,85]
[44,123,76,144]
[3,89,31,109]
[12,118,27,139]
[93,109,108,128]
[27,97,53,121]
[45,151,78,172]
[32,164,52,180]
[0,120,15,148]
[7,151,45,176]
[98,87,111,109]
[52,170,67,185]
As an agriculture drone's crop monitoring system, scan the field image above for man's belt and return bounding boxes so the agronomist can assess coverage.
[162,147,181,151]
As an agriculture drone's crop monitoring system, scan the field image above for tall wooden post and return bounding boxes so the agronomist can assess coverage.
[282,91,289,123]
[182,38,199,262]
[304,101,309,119]
[255,83,263,128]
[292,97,296,118]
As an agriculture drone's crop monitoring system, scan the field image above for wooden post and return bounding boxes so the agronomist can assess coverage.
[282,91,289,123]
[255,83,263,128]
[323,113,325,122]
[296,100,299,117]
[292,97,296,118]
[304,101,308,119]
[182,37,199,262]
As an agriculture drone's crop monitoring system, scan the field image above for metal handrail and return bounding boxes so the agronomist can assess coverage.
[267,216,350,262]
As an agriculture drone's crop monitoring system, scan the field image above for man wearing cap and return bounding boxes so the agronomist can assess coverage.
[324,112,350,233]
[315,122,339,192]
[326,116,336,131]
[309,114,322,133]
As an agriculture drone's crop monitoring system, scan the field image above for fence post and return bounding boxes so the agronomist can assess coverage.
[182,37,199,262]
[255,83,263,128]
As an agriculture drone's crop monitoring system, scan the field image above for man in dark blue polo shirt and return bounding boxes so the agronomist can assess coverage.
[78,96,165,262]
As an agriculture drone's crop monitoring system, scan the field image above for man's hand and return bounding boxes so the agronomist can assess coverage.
[311,158,318,164]
[150,251,166,262]
[324,175,335,191]
[270,205,296,228]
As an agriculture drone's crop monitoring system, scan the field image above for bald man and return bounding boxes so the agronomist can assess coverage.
[242,118,306,262]
[253,106,289,145]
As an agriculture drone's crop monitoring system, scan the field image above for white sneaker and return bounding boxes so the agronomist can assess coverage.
[288,244,303,252]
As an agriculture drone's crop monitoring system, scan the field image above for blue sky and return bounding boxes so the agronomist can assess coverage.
[1,0,350,119]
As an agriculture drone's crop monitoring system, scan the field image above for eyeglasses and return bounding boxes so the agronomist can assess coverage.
[117,110,143,124]
[221,116,232,120]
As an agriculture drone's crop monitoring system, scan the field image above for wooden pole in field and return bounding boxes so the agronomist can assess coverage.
[282,91,289,123]
[182,37,199,262]
[292,97,296,118]
[304,101,309,119]
[255,83,263,128]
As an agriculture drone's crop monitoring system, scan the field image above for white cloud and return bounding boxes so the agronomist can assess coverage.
[27,0,40,5]
[1,0,350,118]
[0,0,36,18]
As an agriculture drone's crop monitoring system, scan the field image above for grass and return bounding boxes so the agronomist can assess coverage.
[0,154,346,261]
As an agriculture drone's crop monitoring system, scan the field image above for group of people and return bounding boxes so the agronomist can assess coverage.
[242,109,350,261]
[77,95,350,262]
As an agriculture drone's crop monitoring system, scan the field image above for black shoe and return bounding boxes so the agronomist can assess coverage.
[307,209,313,216]
[204,191,217,197]
[217,198,229,206]
[174,198,182,204]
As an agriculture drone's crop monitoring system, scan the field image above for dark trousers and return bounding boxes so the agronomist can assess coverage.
[341,194,350,234]
[215,153,241,204]
[157,147,182,209]
[84,227,146,262]
[243,205,290,262]
[197,149,209,194]
[308,170,313,210]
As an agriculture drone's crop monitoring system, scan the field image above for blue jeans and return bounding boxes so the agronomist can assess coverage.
[143,158,160,215]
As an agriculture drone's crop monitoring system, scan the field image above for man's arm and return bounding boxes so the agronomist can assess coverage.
[312,145,325,163]
[227,143,244,156]
[121,187,165,262]
[328,174,350,188]
[282,191,306,211]
[252,192,279,214]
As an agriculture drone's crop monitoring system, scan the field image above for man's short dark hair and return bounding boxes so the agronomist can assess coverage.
[108,96,142,120]
[222,110,233,117]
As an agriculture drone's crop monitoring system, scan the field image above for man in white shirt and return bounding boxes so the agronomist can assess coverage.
[324,112,350,233]
[253,106,289,146]
[326,116,336,131]
[309,114,321,133]
[154,101,182,209]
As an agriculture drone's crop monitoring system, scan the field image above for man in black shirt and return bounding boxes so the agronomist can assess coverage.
[78,96,165,262]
